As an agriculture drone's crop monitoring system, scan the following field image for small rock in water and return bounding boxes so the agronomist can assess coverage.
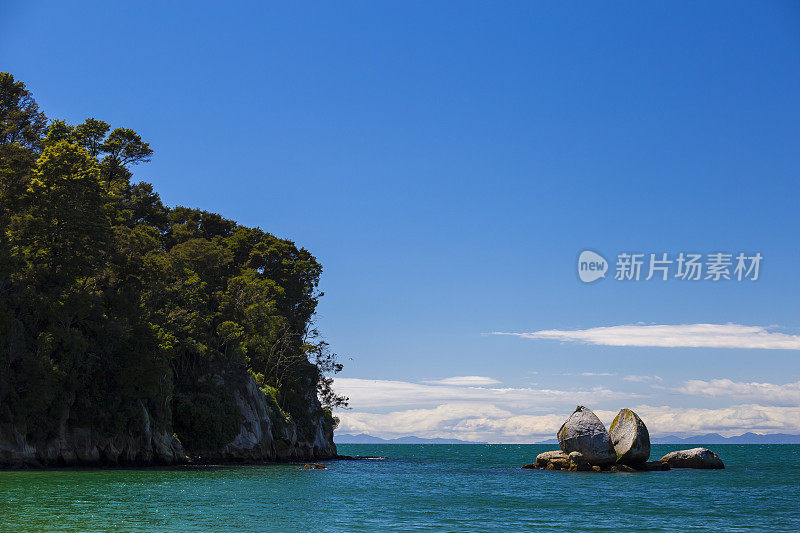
[557,406,616,465]
[610,464,637,473]
[641,460,670,471]
[609,408,651,465]
[659,448,724,469]
[297,463,327,470]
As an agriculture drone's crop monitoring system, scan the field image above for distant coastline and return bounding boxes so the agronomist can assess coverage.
[335,432,800,445]
[335,434,486,444]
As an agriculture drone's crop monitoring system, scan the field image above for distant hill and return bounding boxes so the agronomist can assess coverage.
[335,433,485,444]
[649,432,800,444]
[338,432,800,445]
[536,433,800,445]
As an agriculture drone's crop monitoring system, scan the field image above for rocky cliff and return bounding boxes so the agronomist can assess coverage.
[0,401,186,467]
[186,361,338,463]
[0,363,336,468]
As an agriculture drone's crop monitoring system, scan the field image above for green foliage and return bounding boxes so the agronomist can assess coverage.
[0,73,47,149]
[9,140,110,282]
[0,72,346,452]
[257,380,289,421]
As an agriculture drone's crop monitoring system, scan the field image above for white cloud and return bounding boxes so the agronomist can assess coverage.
[336,403,567,442]
[494,323,800,350]
[333,377,641,410]
[553,372,616,377]
[625,404,800,437]
[336,403,800,442]
[677,379,800,405]
[624,375,663,383]
[332,374,800,442]
[422,376,501,386]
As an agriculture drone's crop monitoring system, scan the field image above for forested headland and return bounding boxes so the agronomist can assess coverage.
[0,72,346,466]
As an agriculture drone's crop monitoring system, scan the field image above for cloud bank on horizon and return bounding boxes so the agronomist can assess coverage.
[493,323,800,350]
[422,376,501,386]
[333,376,800,442]
[333,322,800,442]
[334,377,641,409]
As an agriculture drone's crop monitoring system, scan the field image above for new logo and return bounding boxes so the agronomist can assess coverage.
[578,250,607,283]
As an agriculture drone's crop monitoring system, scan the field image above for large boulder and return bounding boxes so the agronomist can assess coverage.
[609,408,650,465]
[659,448,724,469]
[557,406,616,465]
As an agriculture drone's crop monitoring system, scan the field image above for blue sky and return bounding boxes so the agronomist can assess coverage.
[2,1,799,441]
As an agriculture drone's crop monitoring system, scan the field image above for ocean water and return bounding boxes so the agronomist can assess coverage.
[0,444,798,532]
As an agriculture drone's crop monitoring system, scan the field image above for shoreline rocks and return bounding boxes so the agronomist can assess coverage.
[659,448,725,469]
[526,450,671,473]
[609,464,636,473]
[642,460,670,471]
[536,450,569,468]
[568,451,592,472]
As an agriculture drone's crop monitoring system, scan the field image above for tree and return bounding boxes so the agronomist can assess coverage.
[100,128,152,188]
[73,118,110,158]
[0,73,47,150]
[9,140,110,284]
[304,332,349,409]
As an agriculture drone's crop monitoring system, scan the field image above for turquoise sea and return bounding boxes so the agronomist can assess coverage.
[1,444,798,532]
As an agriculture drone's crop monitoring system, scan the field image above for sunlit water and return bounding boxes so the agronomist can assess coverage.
[1,444,798,531]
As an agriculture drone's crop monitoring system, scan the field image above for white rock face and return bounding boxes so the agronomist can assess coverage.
[659,448,724,469]
[609,408,650,464]
[202,363,337,462]
[557,406,616,465]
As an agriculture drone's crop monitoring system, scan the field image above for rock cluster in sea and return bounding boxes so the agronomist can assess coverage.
[522,405,725,473]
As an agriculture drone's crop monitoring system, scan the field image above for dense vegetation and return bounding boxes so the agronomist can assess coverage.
[0,73,346,451]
